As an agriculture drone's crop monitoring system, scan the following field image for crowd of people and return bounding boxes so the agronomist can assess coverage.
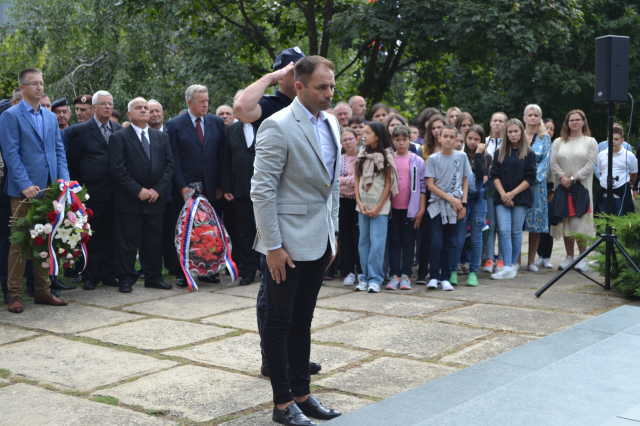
[1,46,638,426]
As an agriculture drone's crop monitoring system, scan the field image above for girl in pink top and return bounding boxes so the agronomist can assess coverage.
[339,128,363,286]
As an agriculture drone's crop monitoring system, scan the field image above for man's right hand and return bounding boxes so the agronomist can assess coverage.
[181,187,193,202]
[268,62,295,85]
[224,193,234,202]
[138,188,150,201]
[22,185,40,199]
[266,247,295,284]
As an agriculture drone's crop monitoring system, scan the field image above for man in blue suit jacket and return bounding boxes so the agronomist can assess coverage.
[0,68,70,313]
[165,84,226,287]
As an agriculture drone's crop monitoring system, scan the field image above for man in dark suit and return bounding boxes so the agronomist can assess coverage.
[165,85,226,288]
[67,90,123,290]
[62,95,93,152]
[109,97,174,293]
[222,118,260,285]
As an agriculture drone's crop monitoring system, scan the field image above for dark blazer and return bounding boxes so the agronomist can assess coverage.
[108,126,174,215]
[550,182,591,225]
[67,118,123,202]
[222,121,255,198]
[165,112,225,201]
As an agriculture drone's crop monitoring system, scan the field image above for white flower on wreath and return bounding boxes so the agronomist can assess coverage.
[85,223,91,231]
[39,252,48,259]
[67,233,81,249]
[55,203,65,213]
[66,253,73,259]
[43,223,52,234]
[30,230,38,239]
[85,194,90,200]
[64,219,71,227]
[58,248,66,255]
[41,261,49,269]
[52,200,59,209]
[55,228,72,244]
[34,224,44,234]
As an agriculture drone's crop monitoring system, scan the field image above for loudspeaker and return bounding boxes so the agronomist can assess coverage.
[594,35,629,103]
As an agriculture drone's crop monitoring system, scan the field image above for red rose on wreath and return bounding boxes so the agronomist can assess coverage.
[86,208,94,218]
[47,211,58,222]
[81,234,90,243]
[59,249,68,257]
[70,203,80,212]
[34,236,45,246]
[63,262,71,270]
[73,250,82,257]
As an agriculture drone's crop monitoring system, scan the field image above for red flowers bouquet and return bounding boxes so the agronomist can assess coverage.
[10,180,91,275]
[175,183,237,291]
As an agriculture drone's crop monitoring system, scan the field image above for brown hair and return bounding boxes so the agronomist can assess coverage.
[341,127,358,140]
[560,109,591,142]
[498,119,530,163]
[294,56,335,85]
[455,112,475,131]
[392,124,411,140]
[423,114,447,161]
[612,123,624,137]
[386,114,408,134]
[464,124,490,172]
[417,108,440,138]
[348,115,365,126]
[18,68,42,85]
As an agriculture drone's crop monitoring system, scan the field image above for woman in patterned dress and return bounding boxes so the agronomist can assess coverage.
[523,104,552,272]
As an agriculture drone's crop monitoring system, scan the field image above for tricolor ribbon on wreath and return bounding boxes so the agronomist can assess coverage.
[178,194,238,292]
[48,179,89,276]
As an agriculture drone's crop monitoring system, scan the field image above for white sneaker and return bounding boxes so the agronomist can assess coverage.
[534,257,544,267]
[367,282,381,293]
[427,279,438,289]
[528,264,539,272]
[542,258,553,268]
[355,281,368,292]
[490,267,517,280]
[399,275,412,290]
[514,264,521,271]
[441,280,454,291]
[343,273,356,286]
[386,275,400,290]
[558,256,573,271]
[575,259,589,272]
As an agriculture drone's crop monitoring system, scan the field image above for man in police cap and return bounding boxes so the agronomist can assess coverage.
[234,47,322,379]
[52,98,71,131]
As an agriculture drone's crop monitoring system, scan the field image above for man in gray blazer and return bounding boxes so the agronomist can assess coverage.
[251,56,342,426]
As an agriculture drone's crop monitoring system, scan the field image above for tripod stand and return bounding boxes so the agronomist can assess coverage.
[536,102,640,298]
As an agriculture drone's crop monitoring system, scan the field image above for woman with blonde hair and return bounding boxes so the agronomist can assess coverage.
[446,107,461,126]
[522,104,552,272]
[550,110,598,272]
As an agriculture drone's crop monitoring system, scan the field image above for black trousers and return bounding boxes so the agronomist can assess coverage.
[263,241,331,405]
[417,212,432,278]
[234,197,260,279]
[339,197,362,277]
[389,208,417,277]
[84,199,116,284]
[140,202,178,276]
[115,211,163,285]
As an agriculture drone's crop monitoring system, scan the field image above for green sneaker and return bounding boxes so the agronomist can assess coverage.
[466,272,478,287]
[450,271,458,285]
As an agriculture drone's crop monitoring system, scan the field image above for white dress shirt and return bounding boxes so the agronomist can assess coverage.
[188,110,204,137]
[243,123,254,148]
[130,122,150,143]
[295,98,337,181]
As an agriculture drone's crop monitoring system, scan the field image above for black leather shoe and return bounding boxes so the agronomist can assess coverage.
[297,395,341,420]
[144,281,172,290]
[50,280,75,290]
[261,355,269,377]
[239,276,253,286]
[83,281,98,290]
[72,276,83,284]
[119,283,133,293]
[176,278,188,288]
[309,362,321,375]
[272,403,316,426]
[102,279,120,287]
[198,275,220,283]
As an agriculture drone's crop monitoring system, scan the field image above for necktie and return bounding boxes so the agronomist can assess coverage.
[140,130,151,159]
[101,124,110,144]
[195,117,204,144]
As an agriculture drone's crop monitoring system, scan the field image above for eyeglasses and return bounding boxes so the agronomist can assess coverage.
[97,102,114,107]
[24,82,44,88]
[341,137,356,143]
[569,119,583,123]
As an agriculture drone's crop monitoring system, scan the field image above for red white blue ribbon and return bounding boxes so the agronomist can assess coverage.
[213,209,238,282]
[48,179,88,276]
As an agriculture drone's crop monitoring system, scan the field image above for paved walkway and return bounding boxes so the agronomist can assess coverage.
[0,237,634,425]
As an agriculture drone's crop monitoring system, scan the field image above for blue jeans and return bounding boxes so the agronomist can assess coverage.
[495,204,528,267]
[430,215,458,281]
[599,197,623,217]
[389,208,416,277]
[451,197,487,274]
[359,213,388,285]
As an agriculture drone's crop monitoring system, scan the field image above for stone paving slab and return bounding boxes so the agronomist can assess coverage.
[0,335,177,390]
[0,325,39,345]
[0,383,176,426]
[318,286,353,298]
[0,378,9,384]
[431,304,591,335]
[315,357,456,398]
[440,334,539,366]
[219,393,374,425]
[77,318,230,350]
[164,333,368,374]
[0,304,144,333]
[63,285,187,308]
[202,307,364,332]
[124,293,255,320]
[476,271,588,290]
[312,315,491,358]
[423,284,623,313]
[215,284,260,298]
[317,292,464,317]
[92,365,272,422]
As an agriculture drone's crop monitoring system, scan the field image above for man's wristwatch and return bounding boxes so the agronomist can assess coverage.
[570,176,576,184]
[462,202,468,208]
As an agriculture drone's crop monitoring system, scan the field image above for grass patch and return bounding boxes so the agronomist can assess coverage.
[0,369,10,379]
[90,396,119,405]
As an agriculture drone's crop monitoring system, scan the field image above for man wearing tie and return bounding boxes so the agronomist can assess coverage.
[67,90,123,290]
[0,68,70,313]
[165,85,226,288]
[252,56,342,425]
[109,97,174,293]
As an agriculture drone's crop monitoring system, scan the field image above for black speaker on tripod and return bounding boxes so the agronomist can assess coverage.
[594,35,630,103]
[537,35,640,298]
